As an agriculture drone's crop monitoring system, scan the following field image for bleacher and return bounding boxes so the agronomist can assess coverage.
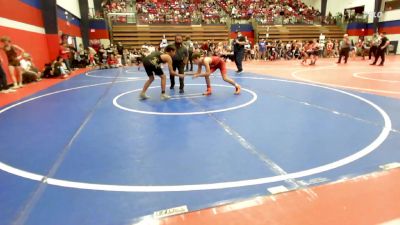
[112,25,229,49]
[106,0,347,48]
[256,25,345,42]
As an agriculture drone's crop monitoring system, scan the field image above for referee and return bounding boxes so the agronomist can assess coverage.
[371,32,390,66]
[233,31,246,74]
[170,34,188,94]
[337,34,351,64]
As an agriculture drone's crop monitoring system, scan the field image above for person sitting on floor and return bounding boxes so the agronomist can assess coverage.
[20,53,41,83]
[53,56,69,78]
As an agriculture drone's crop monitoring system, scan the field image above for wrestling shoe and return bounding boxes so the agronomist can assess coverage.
[139,93,150,100]
[161,93,171,100]
[203,88,212,96]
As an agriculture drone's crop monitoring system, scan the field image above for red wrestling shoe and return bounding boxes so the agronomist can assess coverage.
[203,88,212,96]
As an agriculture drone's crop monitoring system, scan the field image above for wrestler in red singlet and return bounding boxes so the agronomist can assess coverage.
[192,53,240,96]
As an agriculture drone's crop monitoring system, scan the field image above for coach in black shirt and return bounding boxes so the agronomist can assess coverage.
[337,34,351,64]
[371,32,390,66]
[233,31,246,73]
[171,34,188,93]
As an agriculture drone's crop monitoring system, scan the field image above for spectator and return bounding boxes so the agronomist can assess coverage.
[116,42,125,65]
[326,40,334,58]
[42,63,54,78]
[76,43,87,68]
[53,56,69,78]
[160,35,168,50]
[0,36,24,89]
[107,54,119,68]
[244,37,252,61]
[258,38,266,60]
[253,42,259,60]
[0,55,16,93]
[59,42,72,71]
[87,47,97,67]
[185,36,194,71]
[98,44,108,68]
[201,41,209,55]
[20,53,41,83]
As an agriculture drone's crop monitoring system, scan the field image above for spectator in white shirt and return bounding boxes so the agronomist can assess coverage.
[20,53,41,83]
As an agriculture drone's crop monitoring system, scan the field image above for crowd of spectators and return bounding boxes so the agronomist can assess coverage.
[199,0,322,24]
[252,0,321,25]
[102,0,134,14]
[152,35,349,65]
[136,0,198,24]
[100,0,334,25]
[232,36,382,63]
[98,0,365,26]
[219,0,266,19]
[135,0,227,24]
[100,0,135,23]
[0,36,134,94]
[181,34,378,65]
[239,39,336,61]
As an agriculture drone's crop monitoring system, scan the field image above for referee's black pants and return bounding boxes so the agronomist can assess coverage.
[234,49,244,71]
[372,48,386,65]
[337,47,350,63]
[171,60,185,90]
[369,45,377,60]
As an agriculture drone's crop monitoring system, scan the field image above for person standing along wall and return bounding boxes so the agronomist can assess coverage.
[0,55,16,93]
[0,36,24,89]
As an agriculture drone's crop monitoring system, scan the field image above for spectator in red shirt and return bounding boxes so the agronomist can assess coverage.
[201,41,208,54]
[107,54,118,68]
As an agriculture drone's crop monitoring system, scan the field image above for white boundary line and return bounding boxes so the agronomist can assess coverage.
[292,66,400,95]
[86,70,217,80]
[85,71,140,80]
[0,77,392,192]
[169,93,204,100]
[113,84,257,116]
[125,69,143,74]
[353,71,400,83]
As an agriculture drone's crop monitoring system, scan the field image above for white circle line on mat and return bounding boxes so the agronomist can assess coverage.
[0,77,392,192]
